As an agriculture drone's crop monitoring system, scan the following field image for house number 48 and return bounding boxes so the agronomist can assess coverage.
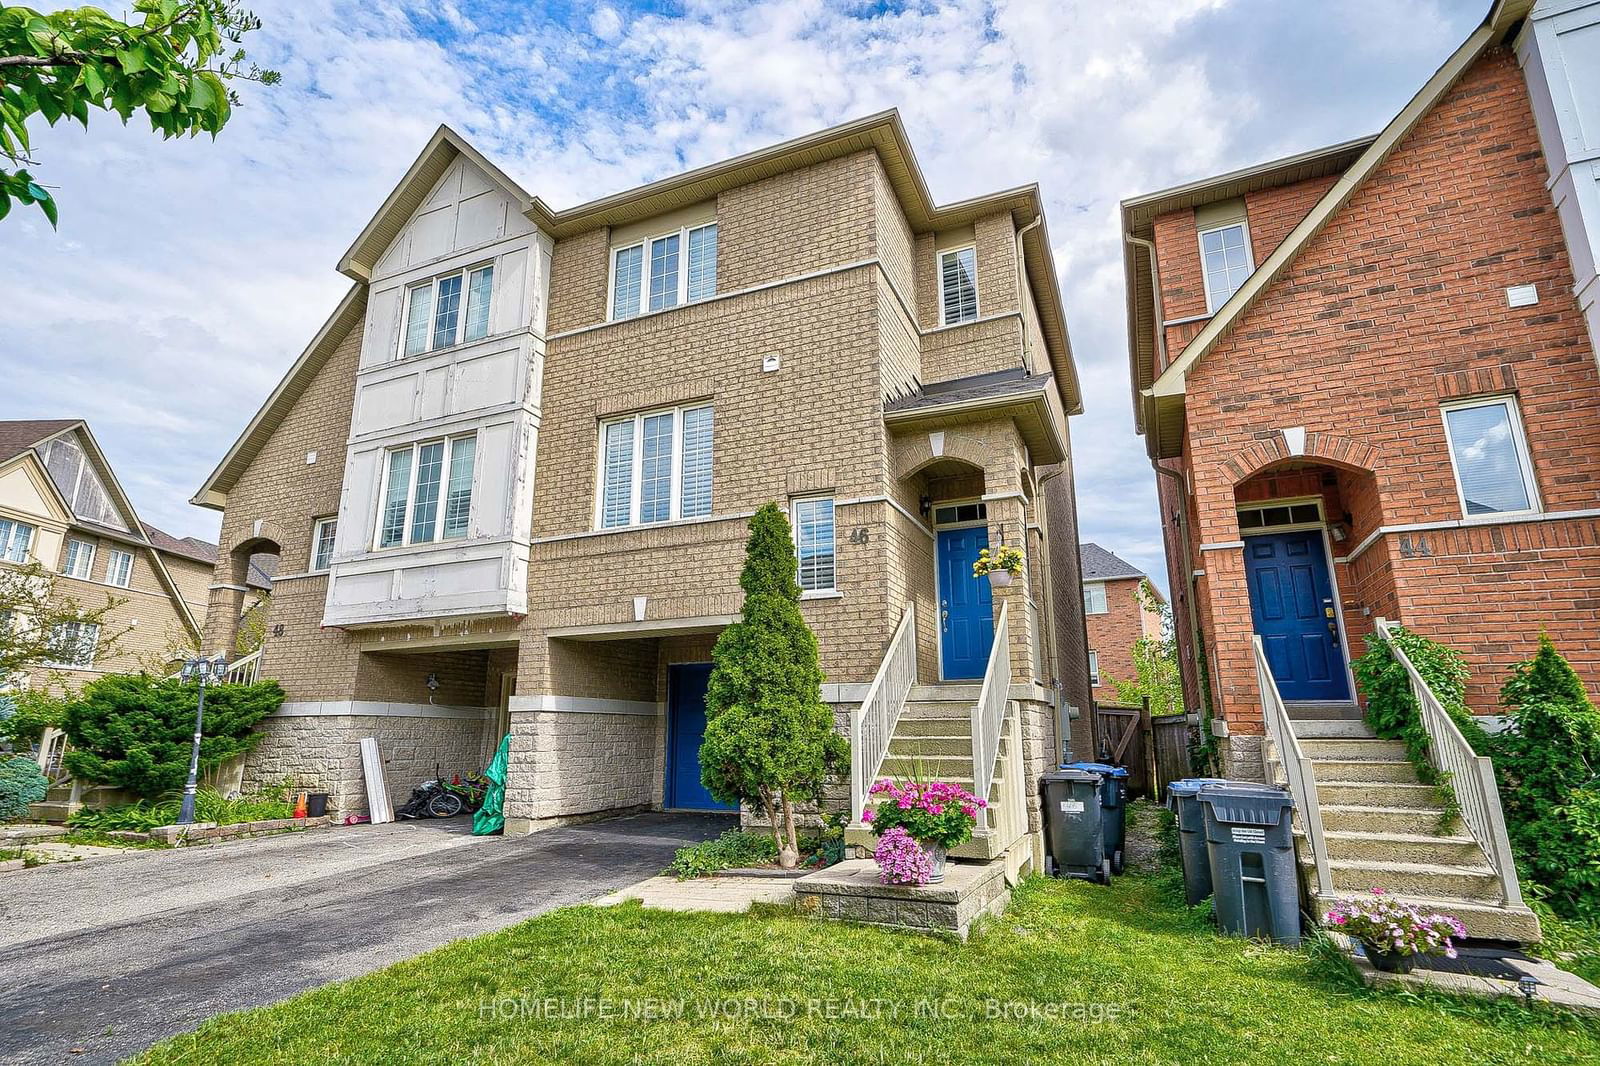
[849,527,870,544]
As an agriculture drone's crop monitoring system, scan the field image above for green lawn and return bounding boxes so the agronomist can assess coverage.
[133,870,1599,1066]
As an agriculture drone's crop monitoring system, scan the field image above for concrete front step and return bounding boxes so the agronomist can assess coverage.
[895,716,977,737]
[880,754,975,778]
[1324,830,1486,867]
[1285,701,1364,721]
[1292,719,1378,739]
[908,684,981,703]
[1312,890,1541,942]
[1300,739,1408,761]
[1320,804,1461,835]
[887,735,998,758]
[26,800,76,823]
[1317,781,1443,809]
[1328,858,1501,902]
[1307,759,1419,784]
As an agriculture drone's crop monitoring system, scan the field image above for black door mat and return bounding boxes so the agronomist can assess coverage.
[1413,952,1529,980]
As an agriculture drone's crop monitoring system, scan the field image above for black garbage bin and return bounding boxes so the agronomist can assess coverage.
[1166,777,1231,906]
[1039,768,1110,883]
[1197,783,1300,945]
[1064,761,1130,873]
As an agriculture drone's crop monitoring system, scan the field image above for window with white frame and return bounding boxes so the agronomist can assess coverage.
[1088,650,1100,686]
[938,246,978,326]
[1199,223,1253,312]
[104,548,133,588]
[311,517,338,572]
[598,405,713,528]
[0,518,34,563]
[609,223,717,320]
[1083,582,1108,615]
[377,435,477,548]
[48,621,99,668]
[1442,396,1539,518]
[793,496,836,593]
[62,538,95,579]
[401,263,494,357]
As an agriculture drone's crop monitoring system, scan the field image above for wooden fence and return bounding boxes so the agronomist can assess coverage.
[1092,698,1193,801]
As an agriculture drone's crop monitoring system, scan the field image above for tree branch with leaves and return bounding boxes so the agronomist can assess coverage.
[0,561,129,681]
[0,0,278,225]
[1101,579,1185,717]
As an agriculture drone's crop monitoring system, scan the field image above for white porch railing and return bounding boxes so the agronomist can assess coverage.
[972,601,1012,817]
[1374,618,1523,907]
[849,603,917,824]
[1254,635,1333,896]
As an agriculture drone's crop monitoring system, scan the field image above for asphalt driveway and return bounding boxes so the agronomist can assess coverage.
[0,811,732,1065]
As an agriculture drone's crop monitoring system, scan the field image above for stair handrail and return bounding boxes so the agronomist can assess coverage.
[1253,635,1334,896]
[1373,618,1523,907]
[850,602,917,827]
[971,601,1012,818]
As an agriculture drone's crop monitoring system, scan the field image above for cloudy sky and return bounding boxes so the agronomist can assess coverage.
[0,0,1486,589]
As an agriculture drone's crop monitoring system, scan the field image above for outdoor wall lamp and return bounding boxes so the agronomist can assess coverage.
[919,494,932,518]
[426,673,440,692]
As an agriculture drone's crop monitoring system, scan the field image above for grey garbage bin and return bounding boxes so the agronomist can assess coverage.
[1039,768,1110,883]
[1063,761,1131,874]
[1166,777,1231,906]
[1197,783,1300,945]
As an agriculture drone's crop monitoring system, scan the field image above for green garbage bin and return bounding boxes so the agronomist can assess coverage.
[1198,783,1300,945]
[1063,761,1130,874]
[1166,777,1230,906]
[1039,768,1111,883]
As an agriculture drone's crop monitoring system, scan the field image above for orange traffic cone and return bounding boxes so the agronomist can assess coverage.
[293,792,308,819]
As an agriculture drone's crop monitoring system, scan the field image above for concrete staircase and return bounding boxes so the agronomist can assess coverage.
[1284,701,1540,942]
[846,684,1018,861]
[27,782,82,824]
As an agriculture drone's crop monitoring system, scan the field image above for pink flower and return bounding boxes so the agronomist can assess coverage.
[861,808,875,823]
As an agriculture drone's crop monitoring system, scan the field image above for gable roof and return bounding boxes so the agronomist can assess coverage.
[1123,1,1531,459]
[0,419,79,466]
[1080,543,1145,582]
[0,420,205,637]
[201,113,1082,508]
[191,283,366,508]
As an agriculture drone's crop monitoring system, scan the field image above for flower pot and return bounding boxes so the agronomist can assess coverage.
[986,570,1013,588]
[1360,939,1418,973]
[923,842,948,883]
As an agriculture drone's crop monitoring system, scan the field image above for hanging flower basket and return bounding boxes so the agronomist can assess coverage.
[971,545,1023,588]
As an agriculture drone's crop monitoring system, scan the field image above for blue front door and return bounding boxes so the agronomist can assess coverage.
[666,663,736,811]
[1245,531,1349,702]
[937,527,995,680]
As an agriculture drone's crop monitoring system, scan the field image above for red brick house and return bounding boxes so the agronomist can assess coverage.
[1121,1,1589,940]
[1079,543,1162,696]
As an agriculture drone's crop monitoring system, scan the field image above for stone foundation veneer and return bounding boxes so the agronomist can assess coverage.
[501,699,663,834]
[241,702,492,818]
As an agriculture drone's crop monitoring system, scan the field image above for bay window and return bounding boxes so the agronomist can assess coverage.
[401,263,494,357]
[377,435,477,548]
[610,223,718,320]
[598,405,713,528]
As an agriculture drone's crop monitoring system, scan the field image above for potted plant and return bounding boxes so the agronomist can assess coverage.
[1324,889,1467,973]
[863,778,985,884]
[971,545,1023,588]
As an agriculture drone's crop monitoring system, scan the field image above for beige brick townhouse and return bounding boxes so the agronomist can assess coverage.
[0,419,264,773]
[192,112,1089,846]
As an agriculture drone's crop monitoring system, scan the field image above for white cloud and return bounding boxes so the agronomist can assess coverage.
[0,0,1483,587]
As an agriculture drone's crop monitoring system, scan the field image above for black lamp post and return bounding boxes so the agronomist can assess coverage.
[176,655,230,825]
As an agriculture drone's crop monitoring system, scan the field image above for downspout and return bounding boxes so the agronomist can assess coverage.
[1016,215,1043,374]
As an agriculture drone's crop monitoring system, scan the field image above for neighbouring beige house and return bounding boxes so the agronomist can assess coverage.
[193,112,1087,868]
[0,419,267,781]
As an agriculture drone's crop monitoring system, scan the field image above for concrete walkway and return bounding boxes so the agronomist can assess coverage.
[0,811,732,1065]
[596,872,800,912]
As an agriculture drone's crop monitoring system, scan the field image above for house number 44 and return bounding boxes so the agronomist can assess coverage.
[848,527,870,544]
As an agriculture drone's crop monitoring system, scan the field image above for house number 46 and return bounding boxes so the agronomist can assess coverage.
[848,527,870,544]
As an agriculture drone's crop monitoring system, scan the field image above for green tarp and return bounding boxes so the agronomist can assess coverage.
[472,733,511,835]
